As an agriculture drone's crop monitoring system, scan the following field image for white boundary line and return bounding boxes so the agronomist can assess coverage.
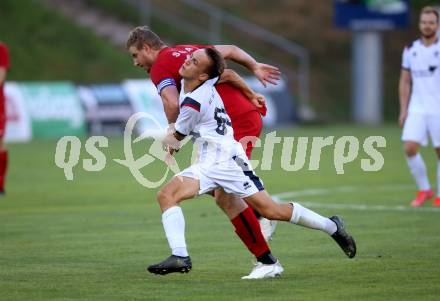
[272,184,440,213]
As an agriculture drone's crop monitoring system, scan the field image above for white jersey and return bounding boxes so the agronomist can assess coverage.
[401,39,440,115]
[175,77,245,165]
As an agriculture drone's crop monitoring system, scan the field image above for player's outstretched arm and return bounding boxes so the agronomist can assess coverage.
[214,45,281,87]
[160,86,180,124]
[218,69,265,108]
[398,69,411,128]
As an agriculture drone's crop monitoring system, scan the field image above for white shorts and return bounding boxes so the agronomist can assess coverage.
[175,155,264,198]
[402,113,440,147]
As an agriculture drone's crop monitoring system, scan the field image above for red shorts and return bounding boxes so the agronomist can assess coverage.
[232,110,263,159]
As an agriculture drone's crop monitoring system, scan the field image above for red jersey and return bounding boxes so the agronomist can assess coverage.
[149,45,266,120]
[0,43,9,104]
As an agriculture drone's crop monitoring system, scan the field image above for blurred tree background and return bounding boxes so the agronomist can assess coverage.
[1,0,438,121]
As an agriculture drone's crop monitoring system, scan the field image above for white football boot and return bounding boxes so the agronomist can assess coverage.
[259,217,277,242]
[241,260,284,279]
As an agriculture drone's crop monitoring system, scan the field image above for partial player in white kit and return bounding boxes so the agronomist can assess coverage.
[147,47,356,279]
[399,6,440,207]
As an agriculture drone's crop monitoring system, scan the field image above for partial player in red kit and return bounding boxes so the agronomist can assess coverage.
[126,27,282,278]
[0,42,9,195]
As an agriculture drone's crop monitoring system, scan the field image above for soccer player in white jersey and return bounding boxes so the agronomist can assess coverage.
[399,6,440,207]
[147,48,356,279]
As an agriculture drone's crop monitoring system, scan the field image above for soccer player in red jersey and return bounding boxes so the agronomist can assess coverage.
[126,26,281,275]
[0,42,9,195]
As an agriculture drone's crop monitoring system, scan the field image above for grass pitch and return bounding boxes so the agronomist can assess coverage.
[1,125,439,301]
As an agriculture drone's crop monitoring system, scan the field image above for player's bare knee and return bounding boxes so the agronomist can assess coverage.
[157,189,174,206]
[405,149,418,157]
[404,143,418,157]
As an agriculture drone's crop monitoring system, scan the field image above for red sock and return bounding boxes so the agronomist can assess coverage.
[0,149,8,191]
[231,206,270,257]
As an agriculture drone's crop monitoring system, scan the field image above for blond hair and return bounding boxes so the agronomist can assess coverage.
[126,26,165,50]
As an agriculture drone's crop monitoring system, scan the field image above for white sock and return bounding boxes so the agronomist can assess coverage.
[162,206,188,257]
[437,160,440,197]
[406,153,430,190]
[289,202,337,235]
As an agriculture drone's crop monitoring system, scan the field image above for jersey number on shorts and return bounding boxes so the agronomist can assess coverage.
[214,107,231,135]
